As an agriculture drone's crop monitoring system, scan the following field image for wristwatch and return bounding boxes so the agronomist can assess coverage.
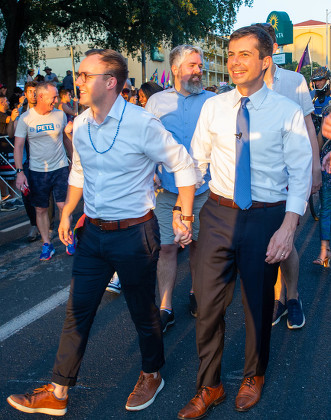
[180,214,195,222]
[172,206,182,213]
[16,168,23,173]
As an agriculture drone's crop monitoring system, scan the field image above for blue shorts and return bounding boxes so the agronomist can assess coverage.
[29,167,69,208]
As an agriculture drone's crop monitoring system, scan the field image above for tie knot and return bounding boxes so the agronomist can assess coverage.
[241,97,249,108]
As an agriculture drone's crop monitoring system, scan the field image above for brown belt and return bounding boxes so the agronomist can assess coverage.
[209,191,285,209]
[88,210,154,231]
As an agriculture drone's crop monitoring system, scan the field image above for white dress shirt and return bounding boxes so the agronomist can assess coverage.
[272,65,314,117]
[69,95,196,219]
[191,83,312,216]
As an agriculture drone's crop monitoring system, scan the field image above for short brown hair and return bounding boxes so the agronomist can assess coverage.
[253,23,277,44]
[85,49,128,94]
[36,81,57,96]
[230,26,273,59]
[24,81,37,93]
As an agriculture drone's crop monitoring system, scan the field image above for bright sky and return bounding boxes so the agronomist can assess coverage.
[234,0,330,29]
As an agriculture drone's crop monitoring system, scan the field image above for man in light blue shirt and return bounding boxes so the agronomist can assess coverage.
[146,45,215,331]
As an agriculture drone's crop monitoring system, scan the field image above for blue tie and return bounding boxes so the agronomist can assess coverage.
[234,97,252,210]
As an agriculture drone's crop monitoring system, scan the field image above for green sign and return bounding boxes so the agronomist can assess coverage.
[273,52,292,65]
[267,11,293,46]
[151,47,164,62]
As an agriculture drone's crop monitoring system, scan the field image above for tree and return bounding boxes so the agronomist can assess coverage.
[0,0,253,94]
[282,60,321,87]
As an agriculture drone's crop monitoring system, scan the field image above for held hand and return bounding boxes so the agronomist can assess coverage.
[58,213,72,246]
[265,225,295,264]
[16,171,28,190]
[322,113,331,139]
[172,213,192,248]
[311,164,322,194]
[64,121,74,136]
[11,108,19,121]
[322,151,331,173]
[19,95,26,104]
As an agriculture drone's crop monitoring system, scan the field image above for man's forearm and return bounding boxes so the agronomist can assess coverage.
[14,139,25,169]
[305,114,320,168]
[62,185,83,217]
[177,185,195,216]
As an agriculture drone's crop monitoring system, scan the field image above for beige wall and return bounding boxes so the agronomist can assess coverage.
[283,24,331,66]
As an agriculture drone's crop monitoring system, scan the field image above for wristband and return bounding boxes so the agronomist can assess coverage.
[172,206,182,213]
[16,168,23,173]
[180,214,195,222]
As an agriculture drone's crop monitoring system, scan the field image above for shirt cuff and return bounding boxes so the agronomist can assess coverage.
[174,167,197,188]
[68,171,84,189]
[285,195,308,216]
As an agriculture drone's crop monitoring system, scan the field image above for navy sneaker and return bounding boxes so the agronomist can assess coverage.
[287,298,305,329]
[160,310,175,333]
[39,243,55,261]
[189,293,197,318]
[272,300,288,326]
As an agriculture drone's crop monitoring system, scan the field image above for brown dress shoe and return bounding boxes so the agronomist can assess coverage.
[125,371,164,411]
[7,383,68,415]
[235,376,264,412]
[178,383,226,419]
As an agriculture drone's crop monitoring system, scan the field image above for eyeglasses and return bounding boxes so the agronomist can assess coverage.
[77,72,113,83]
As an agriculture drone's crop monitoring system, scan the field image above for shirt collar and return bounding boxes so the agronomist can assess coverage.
[86,94,126,126]
[232,83,269,110]
[172,87,208,98]
[274,64,280,81]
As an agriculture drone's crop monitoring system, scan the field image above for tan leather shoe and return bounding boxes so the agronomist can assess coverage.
[235,376,264,412]
[7,383,67,415]
[178,383,226,419]
[126,371,164,411]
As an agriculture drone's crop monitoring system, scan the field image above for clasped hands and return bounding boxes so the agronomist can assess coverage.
[173,212,192,248]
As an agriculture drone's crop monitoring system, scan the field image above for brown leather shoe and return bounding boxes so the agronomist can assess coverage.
[125,371,164,411]
[7,383,68,415]
[178,383,226,419]
[235,376,264,412]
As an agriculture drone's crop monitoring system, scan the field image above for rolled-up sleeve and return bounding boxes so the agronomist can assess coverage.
[283,108,312,215]
[190,102,212,189]
[143,116,197,187]
[68,134,84,188]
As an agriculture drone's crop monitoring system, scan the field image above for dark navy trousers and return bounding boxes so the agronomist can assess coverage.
[52,215,164,386]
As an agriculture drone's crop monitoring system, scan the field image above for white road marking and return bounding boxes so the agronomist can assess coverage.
[0,220,30,233]
[0,286,70,342]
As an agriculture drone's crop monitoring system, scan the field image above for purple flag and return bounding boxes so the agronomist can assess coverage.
[296,41,310,73]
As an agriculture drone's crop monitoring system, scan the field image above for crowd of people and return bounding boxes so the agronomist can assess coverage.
[1,22,330,419]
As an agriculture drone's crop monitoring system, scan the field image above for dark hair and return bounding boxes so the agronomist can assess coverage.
[24,81,37,93]
[139,82,163,101]
[34,74,45,82]
[253,23,277,44]
[230,26,273,59]
[59,88,70,99]
[85,49,128,94]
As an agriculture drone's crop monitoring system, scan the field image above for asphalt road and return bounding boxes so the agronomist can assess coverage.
[0,202,330,420]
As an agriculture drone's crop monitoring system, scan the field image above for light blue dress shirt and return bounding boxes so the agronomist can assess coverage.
[69,95,197,219]
[191,84,312,216]
[145,88,215,195]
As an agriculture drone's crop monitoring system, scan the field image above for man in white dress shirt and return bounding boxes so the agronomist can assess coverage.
[177,26,312,419]
[7,49,196,417]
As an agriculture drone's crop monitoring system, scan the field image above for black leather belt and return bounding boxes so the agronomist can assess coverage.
[209,191,285,209]
[88,210,154,231]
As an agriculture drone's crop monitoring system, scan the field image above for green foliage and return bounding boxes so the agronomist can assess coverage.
[0,0,253,80]
[282,61,321,87]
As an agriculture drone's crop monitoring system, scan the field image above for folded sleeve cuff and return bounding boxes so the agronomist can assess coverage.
[285,195,308,216]
[174,167,197,188]
[68,170,84,189]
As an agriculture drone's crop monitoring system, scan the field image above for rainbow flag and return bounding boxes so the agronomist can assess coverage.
[150,69,158,84]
